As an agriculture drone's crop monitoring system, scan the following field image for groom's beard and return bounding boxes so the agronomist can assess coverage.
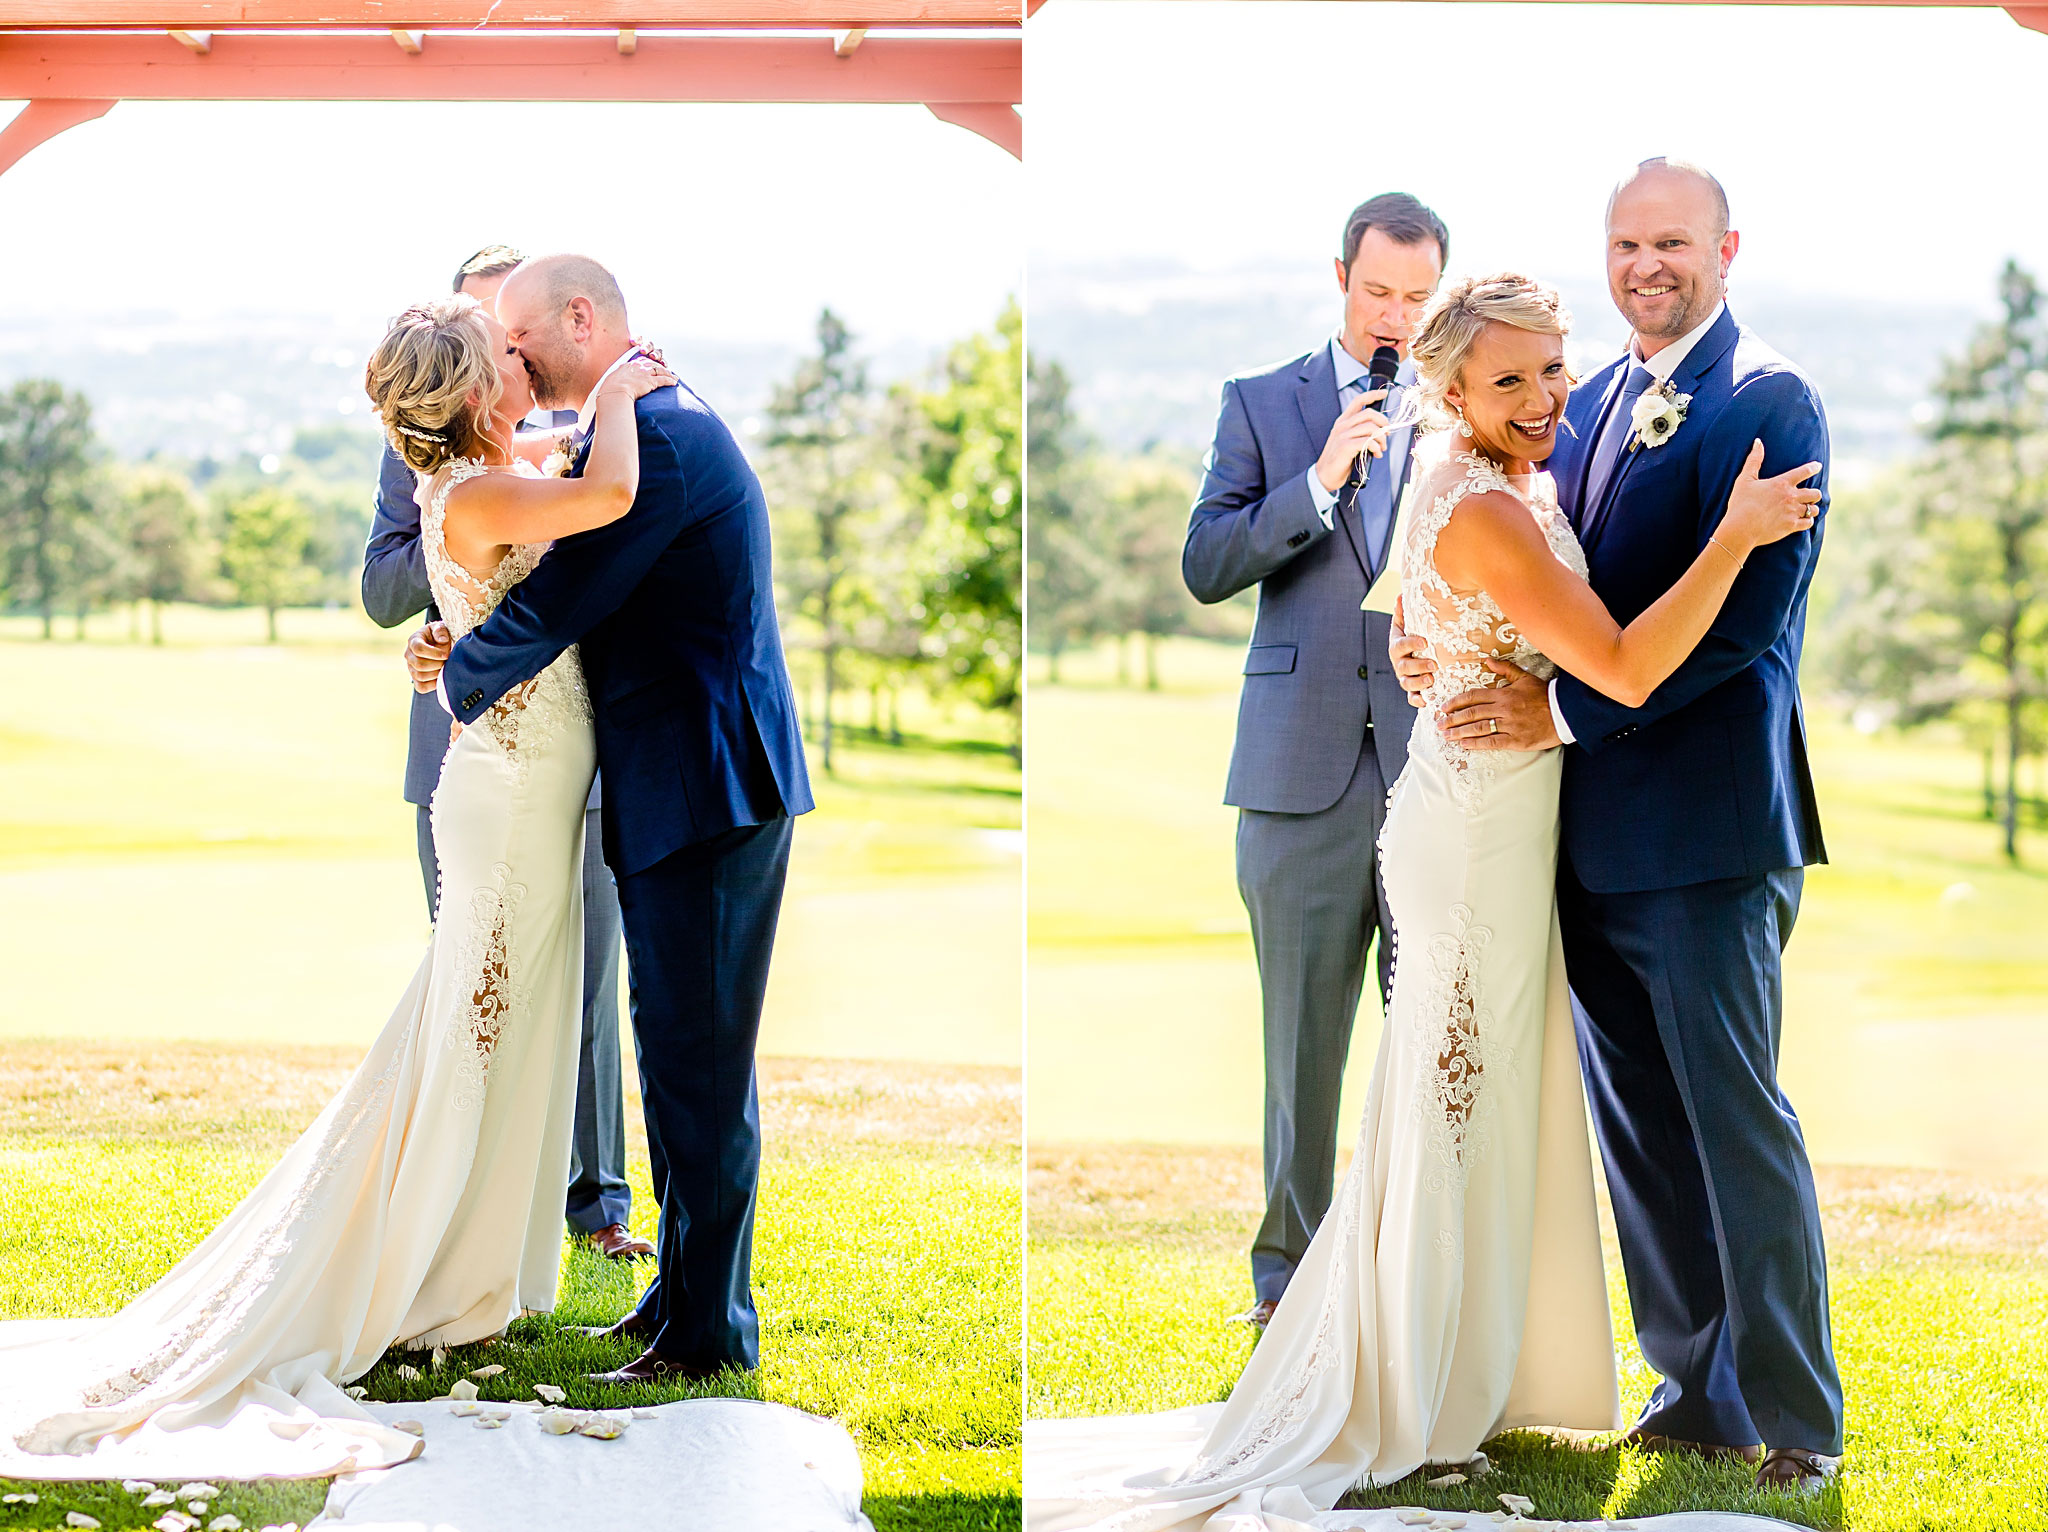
[519,349,578,411]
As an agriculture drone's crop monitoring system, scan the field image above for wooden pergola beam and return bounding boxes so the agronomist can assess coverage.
[0,0,1016,26]
[0,29,1017,105]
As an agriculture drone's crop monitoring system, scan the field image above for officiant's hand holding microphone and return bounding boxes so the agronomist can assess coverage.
[1314,381,1394,496]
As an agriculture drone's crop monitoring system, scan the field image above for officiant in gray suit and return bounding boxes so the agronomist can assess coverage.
[1183,194,1447,1323]
[360,244,652,1264]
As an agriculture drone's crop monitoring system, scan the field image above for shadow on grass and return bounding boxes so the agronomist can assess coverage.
[1334,1431,1841,1530]
[864,1492,1021,1532]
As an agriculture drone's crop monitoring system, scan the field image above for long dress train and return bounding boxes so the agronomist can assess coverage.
[0,457,595,1482]
[1025,445,1623,1532]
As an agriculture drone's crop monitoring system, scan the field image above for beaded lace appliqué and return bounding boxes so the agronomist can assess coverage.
[421,458,593,787]
[1401,449,1587,811]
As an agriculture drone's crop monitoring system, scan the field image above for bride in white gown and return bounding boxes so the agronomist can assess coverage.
[1024,274,1824,1532]
[0,296,675,1482]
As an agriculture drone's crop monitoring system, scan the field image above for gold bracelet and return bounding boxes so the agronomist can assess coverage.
[1708,536,1745,569]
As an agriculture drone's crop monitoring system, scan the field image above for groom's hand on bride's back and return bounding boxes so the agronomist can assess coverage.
[1389,603,1435,710]
[407,621,452,694]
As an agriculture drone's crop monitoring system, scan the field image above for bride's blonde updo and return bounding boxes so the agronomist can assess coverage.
[363,296,504,474]
[1408,273,1572,423]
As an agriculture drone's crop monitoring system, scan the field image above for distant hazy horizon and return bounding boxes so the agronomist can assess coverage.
[1029,2,2048,310]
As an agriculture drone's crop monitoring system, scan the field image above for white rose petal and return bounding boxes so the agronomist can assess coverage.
[448,1378,480,1400]
[394,1365,421,1380]
[144,1491,179,1507]
[469,1364,506,1379]
[631,1407,658,1419]
[125,1481,158,1494]
[532,1383,567,1403]
[1498,1494,1536,1515]
[66,1515,103,1529]
[576,1416,624,1440]
[188,1504,210,1517]
[1395,1512,1433,1527]
[430,1347,447,1370]
[154,1518,198,1532]
[394,1419,426,1437]
[343,1385,368,1400]
[210,1518,244,1531]
[537,1407,579,1435]
[450,1401,481,1416]
[474,1416,506,1429]
[1425,1472,1467,1489]
[178,1487,221,1499]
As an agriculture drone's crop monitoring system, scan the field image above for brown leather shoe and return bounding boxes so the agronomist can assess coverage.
[1619,1428,1763,1465]
[587,1223,656,1261]
[584,1347,721,1386]
[570,1309,648,1341]
[1231,1299,1279,1330]
[1756,1446,1841,1494]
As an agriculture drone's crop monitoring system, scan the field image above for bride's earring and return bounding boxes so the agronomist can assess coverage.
[1455,408,1473,439]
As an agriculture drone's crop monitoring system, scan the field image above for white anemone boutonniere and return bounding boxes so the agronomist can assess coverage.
[1628,378,1691,452]
[540,438,578,479]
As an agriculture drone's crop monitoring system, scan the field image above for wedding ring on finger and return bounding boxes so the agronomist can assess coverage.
[1488,718,1499,735]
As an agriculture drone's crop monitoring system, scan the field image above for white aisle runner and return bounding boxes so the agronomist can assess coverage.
[310,1398,874,1532]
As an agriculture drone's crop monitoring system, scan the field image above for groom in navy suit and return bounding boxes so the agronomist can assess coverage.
[1397,160,1842,1493]
[410,253,813,1381]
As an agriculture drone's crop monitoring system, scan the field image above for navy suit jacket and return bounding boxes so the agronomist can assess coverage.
[1548,306,1828,894]
[361,416,600,811]
[439,381,813,878]
[1184,343,1417,813]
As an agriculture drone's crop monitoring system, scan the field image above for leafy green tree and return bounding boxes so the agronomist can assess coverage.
[900,300,1022,752]
[123,468,207,643]
[1831,258,2048,860]
[1024,355,1113,681]
[763,308,889,774]
[220,487,319,642]
[0,379,100,639]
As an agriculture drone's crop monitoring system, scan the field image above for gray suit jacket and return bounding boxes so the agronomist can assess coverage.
[1183,344,1417,814]
[361,424,599,811]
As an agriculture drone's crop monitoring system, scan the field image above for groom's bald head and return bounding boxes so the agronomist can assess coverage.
[1607,158,1730,239]
[496,253,634,410]
[1604,157,1739,350]
[505,253,631,332]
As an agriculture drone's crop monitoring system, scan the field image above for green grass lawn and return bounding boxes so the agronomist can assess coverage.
[1027,635,2048,1171]
[0,1045,1020,1532]
[1025,635,2048,1531]
[0,605,1020,1066]
[1030,1145,2048,1532]
[0,609,1021,1529]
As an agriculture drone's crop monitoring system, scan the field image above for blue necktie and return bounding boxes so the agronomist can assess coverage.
[1345,378,1400,577]
[1581,362,1656,526]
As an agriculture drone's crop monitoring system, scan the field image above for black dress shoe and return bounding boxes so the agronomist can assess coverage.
[1756,1446,1841,1494]
[570,1309,648,1341]
[584,1346,722,1386]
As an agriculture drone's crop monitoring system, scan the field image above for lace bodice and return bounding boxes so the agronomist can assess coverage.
[1398,445,1587,805]
[422,458,551,638]
[420,457,591,773]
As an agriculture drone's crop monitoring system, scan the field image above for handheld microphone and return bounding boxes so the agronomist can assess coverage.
[1354,344,1402,488]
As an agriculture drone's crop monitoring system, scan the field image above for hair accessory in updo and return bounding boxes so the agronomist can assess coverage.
[363,295,505,474]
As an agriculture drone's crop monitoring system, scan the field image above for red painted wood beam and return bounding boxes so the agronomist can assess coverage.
[0,1,1019,25]
[0,93,110,174]
[2006,4,2048,32]
[0,29,1018,104]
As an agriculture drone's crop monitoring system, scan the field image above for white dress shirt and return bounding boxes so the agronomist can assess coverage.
[1546,301,1727,745]
[1305,337,1415,525]
[435,348,646,715]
